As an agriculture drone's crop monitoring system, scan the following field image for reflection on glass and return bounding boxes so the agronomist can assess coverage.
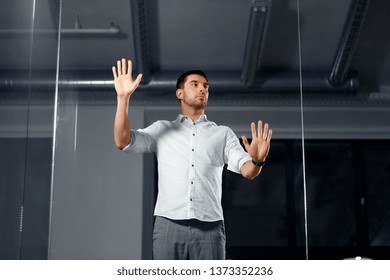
[47,0,306,260]
[0,0,59,259]
[300,0,390,259]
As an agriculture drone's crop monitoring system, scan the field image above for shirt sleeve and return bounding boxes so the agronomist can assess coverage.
[122,121,161,153]
[224,127,252,174]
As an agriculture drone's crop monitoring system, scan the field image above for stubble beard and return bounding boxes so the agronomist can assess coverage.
[182,96,207,110]
[193,99,207,110]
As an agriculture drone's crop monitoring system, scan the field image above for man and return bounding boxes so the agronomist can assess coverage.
[112,58,272,260]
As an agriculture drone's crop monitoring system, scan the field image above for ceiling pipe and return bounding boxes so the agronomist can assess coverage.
[0,70,358,94]
[241,0,272,86]
[0,25,121,37]
[61,25,121,36]
[328,0,371,87]
[130,0,152,84]
[0,12,121,37]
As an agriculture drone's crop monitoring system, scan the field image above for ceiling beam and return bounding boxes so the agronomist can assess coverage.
[47,0,60,32]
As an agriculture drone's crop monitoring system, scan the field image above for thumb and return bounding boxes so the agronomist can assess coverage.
[135,73,143,86]
[241,135,249,150]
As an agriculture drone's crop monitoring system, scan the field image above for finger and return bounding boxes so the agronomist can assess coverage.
[258,120,263,139]
[127,60,133,76]
[251,122,257,139]
[121,58,126,76]
[263,123,269,140]
[267,129,273,142]
[117,60,121,75]
[112,66,117,79]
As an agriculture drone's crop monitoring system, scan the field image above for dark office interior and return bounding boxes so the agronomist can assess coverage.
[1,0,389,260]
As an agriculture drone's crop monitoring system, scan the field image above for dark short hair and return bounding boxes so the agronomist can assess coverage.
[176,70,208,90]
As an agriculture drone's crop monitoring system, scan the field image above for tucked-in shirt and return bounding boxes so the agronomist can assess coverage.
[123,114,251,221]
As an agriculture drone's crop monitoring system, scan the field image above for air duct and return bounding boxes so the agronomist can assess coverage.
[130,0,152,84]
[328,0,371,86]
[241,0,272,86]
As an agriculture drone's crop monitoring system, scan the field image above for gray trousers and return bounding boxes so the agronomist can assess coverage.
[153,216,226,260]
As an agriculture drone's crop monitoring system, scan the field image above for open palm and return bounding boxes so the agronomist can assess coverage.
[242,120,272,162]
[112,58,142,99]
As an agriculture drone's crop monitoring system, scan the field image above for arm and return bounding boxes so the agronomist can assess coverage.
[112,58,142,149]
[240,120,272,179]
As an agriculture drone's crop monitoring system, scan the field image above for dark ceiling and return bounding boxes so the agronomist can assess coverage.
[0,0,389,97]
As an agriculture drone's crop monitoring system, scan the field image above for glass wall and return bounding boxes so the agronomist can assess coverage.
[48,0,146,260]
[219,0,308,259]
[47,0,306,259]
[0,0,60,259]
[5,0,389,261]
[300,0,390,259]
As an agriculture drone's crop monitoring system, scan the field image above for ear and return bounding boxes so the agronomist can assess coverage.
[176,89,183,101]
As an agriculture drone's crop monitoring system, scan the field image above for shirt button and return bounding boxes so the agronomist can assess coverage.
[192,133,195,136]
[190,198,193,201]
[193,123,195,125]
[192,149,194,151]
[191,164,194,167]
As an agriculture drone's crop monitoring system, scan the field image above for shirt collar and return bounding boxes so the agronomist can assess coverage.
[177,114,208,124]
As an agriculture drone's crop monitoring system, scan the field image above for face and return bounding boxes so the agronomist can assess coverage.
[176,74,209,109]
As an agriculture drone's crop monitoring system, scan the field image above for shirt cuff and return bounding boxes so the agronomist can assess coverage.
[238,155,252,172]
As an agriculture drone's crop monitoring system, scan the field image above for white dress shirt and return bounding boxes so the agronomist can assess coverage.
[123,114,251,221]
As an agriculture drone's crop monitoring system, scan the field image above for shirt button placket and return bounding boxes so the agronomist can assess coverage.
[189,123,197,215]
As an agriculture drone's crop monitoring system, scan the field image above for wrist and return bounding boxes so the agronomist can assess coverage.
[252,159,265,167]
[117,94,130,104]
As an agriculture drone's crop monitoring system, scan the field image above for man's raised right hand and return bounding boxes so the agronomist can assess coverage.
[112,58,143,99]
